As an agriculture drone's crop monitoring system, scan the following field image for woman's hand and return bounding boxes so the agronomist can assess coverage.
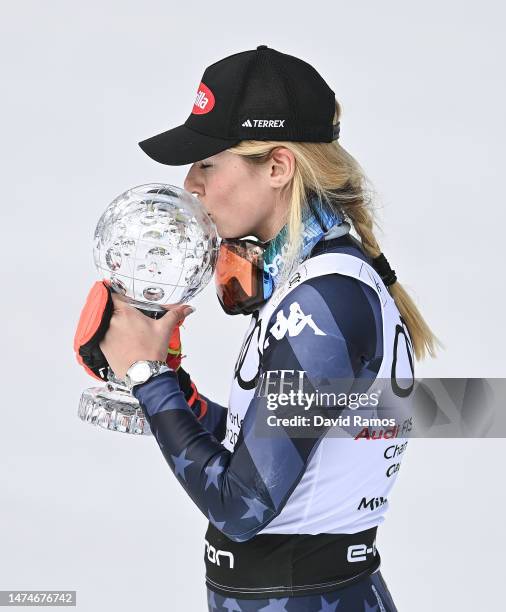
[99,292,195,380]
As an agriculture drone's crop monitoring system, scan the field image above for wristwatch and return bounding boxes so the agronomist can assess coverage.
[124,360,172,390]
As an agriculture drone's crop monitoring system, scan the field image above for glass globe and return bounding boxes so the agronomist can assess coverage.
[78,183,219,435]
[93,183,219,311]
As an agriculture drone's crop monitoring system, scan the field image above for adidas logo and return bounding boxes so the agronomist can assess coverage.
[241,119,286,128]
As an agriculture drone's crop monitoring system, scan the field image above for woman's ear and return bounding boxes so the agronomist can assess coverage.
[268,147,295,188]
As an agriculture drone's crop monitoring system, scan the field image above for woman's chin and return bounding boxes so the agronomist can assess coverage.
[213,221,258,240]
[215,224,233,239]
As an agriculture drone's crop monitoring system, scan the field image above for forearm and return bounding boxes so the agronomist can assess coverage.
[132,371,278,542]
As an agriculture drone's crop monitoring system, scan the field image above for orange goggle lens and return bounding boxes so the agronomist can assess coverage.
[214,239,266,315]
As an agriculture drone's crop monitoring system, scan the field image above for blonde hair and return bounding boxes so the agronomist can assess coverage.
[226,99,444,362]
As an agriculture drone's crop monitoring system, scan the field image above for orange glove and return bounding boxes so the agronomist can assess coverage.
[166,321,184,371]
[73,281,206,417]
[74,280,186,381]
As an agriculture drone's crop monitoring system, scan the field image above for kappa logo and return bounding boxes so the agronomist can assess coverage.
[269,301,327,340]
[192,82,215,115]
[241,119,286,128]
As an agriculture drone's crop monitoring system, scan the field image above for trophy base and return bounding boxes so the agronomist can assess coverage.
[78,385,152,435]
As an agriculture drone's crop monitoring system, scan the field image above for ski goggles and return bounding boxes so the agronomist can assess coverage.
[214,237,274,315]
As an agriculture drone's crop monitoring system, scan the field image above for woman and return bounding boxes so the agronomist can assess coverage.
[99,46,442,611]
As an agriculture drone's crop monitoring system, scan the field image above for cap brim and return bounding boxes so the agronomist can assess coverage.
[138,124,241,166]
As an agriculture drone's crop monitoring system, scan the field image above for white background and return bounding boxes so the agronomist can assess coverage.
[1,1,505,610]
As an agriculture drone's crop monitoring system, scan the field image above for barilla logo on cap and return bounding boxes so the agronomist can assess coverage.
[192,82,215,115]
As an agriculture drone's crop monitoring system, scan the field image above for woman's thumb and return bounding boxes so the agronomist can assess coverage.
[180,304,196,319]
[160,304,195,327]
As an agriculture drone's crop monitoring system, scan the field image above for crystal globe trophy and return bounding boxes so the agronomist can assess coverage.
[77,183,219,435]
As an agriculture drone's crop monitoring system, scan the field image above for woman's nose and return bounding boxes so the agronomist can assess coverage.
[183,171,203,197]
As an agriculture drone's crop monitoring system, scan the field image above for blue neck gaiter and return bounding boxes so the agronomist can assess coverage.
[262,193,349,294]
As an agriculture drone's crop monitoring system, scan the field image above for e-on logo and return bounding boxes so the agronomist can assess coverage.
[347,541,377,563]
[204,539,235,569]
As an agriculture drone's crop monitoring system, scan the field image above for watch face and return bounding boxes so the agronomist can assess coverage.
[130,361,152,383]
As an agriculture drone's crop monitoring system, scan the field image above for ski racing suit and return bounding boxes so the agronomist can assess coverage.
[131,224,415,612]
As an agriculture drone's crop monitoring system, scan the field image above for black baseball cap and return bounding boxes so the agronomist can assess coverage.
[138,45,340,166]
